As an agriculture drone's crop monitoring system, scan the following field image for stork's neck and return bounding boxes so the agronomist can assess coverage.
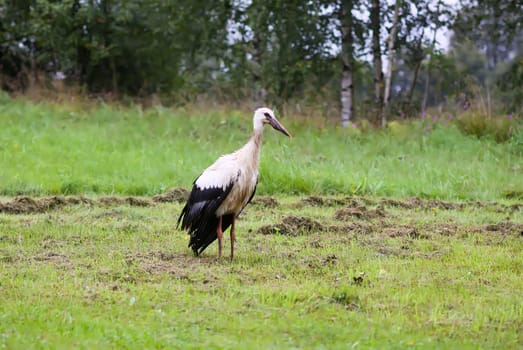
[251,127,264,148]
[239,127,264,168]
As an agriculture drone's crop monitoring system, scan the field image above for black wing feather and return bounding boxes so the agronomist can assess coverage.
[177,180,235,256]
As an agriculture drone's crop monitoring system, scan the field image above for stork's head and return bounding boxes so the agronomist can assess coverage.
[253,107,291,137]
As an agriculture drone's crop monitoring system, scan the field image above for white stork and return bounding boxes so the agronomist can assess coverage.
[177,107,291,259]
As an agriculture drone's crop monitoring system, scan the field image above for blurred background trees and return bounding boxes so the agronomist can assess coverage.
[0,0,522,124]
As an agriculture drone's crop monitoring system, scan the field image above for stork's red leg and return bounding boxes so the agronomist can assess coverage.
[230,216,236,260]
[216,216,223,258]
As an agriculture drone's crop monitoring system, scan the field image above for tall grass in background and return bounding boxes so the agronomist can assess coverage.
[0,95,521,200]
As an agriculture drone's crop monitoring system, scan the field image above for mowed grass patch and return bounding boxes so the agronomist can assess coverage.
[0,97,521,200]
[1,196,522,349]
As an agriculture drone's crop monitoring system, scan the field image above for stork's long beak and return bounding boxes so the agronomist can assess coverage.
[269,118,291,137]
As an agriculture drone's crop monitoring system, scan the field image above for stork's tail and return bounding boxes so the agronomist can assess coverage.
[178,202,233,256]
[177,181,234,255]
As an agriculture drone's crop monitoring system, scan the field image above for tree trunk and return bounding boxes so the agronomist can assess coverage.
[370,0,384,113]
[421,21,439,112]
[110,57,118,97]
[407,54,422,105]
[251,30,267,105]
[340,0,354,128]
[382,0,401,127]
[421,2,441,112]
[421,58,431,112]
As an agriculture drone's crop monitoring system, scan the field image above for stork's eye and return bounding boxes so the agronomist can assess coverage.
[264,112,272,119]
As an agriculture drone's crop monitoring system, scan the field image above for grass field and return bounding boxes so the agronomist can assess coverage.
[0,96,521,199]
[1,195,522,349]
[0,97,522,348]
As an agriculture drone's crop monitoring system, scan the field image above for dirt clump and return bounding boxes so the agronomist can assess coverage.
[97,196,125,206]
[327,222,374,235]
[152,188,189,203]
[34,251,69,262]
[378,197,523,213]
[297,196,373,208]
[322,254,338,265]
[257,216,375,236]
[251,196,279,208]
[379,197,420,209]
[334,205,386,221]
[0,196,47,214]
[297,195,521,214]
[124,197,153,207]
[98,196,153,207]
[352,272,367,286]
[0,195,92,214]
[0,194,156,214]
[63,196,94,205]
[33,251,73,270]
[297,196,346,207]
[428,223,457,236]
[297,196,328,207]
[340,197,374,207]
[478,221,523,235]
[0,194,158,214]
[383,225,429,239]
[379,197,467,210]
[426,199,464,210]
[257,215,325,235]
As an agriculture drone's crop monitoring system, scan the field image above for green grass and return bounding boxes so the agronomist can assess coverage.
[0,96,521,348]
[0,96,521,200]
[1,197,522,349]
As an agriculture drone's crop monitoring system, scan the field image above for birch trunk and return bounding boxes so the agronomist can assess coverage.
[383,0,401,127]
[340,0,354,128]
[371,0,384,109]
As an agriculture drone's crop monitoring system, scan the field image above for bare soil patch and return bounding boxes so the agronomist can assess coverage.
[257,211,522,239]
[0,188,191,214]
[151,188,189,203]
[380,197,466,210]
[0,195,93,214]
[33,251,74,270]
[476,221,523,236]
[297,196,377,208]
[257,215,374,236]
[251,196,280,208]
[123,250,219,282]
[2,192,519,215]
[382,225,429,239]
[296,195,521,214]
[334,205,387,221]
[257,215,325,235]
[98,196,153,207]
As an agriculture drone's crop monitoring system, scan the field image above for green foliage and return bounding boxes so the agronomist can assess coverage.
[223,0,338,104]
[0,0,231,96]
[454,111,518,143]
[453,0,523,70]
[497,57,523,113]
[1,0,522,117]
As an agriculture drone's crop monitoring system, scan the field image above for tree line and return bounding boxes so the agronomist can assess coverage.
[1,0,522,124]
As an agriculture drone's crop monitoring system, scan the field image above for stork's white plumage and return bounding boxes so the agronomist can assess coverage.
[177,107,291,259]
